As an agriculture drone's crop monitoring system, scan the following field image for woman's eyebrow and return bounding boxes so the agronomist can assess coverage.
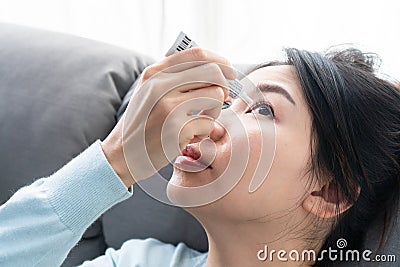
[256,82,296,106]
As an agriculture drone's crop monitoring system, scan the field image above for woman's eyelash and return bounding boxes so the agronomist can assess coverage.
[222,101,275,118]
[222,101,231,109]
[250,101,275,118]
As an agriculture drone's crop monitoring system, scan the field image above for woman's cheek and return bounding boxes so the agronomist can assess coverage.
[274,131,311,180]
[220,123,266,186]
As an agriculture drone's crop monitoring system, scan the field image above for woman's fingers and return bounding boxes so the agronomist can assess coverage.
[113,48,235,182]
[158,85,224,162]
[176,86,225,151]
[179,116,215,151]
[141,48,237,81]
[156,63,230,100]
[180,86,225,119]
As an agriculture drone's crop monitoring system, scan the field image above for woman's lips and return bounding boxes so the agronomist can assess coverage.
[182,145,201,160]
[174,144,212,172]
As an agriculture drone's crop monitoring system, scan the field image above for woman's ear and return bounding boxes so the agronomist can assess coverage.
[302,182,354,218]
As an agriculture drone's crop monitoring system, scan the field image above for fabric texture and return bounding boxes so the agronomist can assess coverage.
[80,238,207,267]
[0,141,133,266]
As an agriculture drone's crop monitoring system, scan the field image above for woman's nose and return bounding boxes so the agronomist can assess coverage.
[209,120,225,141]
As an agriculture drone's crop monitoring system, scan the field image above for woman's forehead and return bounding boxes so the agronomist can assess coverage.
[247,65,297,83]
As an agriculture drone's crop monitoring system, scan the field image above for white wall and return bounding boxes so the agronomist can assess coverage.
[0,0,398,79]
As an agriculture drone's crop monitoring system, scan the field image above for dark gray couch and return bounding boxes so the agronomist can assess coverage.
[0,23,398,266]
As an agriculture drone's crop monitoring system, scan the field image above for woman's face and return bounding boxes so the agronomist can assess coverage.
[168,65,314,223]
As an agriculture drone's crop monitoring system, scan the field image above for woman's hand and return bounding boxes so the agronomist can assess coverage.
[101,48,236,187]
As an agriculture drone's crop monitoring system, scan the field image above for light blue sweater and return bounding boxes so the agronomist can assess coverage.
[0,141,207,267]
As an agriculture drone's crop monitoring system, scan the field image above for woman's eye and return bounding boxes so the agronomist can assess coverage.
[222,101,231,109]
[251,102,274,118]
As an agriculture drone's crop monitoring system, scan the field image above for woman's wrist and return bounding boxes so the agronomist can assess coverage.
[100,135,136,188]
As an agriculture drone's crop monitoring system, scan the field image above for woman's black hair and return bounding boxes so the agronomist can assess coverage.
[254,47,400,265]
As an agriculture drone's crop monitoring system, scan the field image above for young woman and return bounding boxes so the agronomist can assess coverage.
[0,47,399,267]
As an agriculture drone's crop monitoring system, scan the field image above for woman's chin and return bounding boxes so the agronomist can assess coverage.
[167,168,220,208]
[168,165,213,188]
[166,159,230,207]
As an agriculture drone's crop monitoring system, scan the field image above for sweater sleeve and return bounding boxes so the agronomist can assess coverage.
[0,140,132,267]
[78,238,208,267]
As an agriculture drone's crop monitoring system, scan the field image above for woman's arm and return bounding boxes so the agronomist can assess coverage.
[0,141,132,267]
